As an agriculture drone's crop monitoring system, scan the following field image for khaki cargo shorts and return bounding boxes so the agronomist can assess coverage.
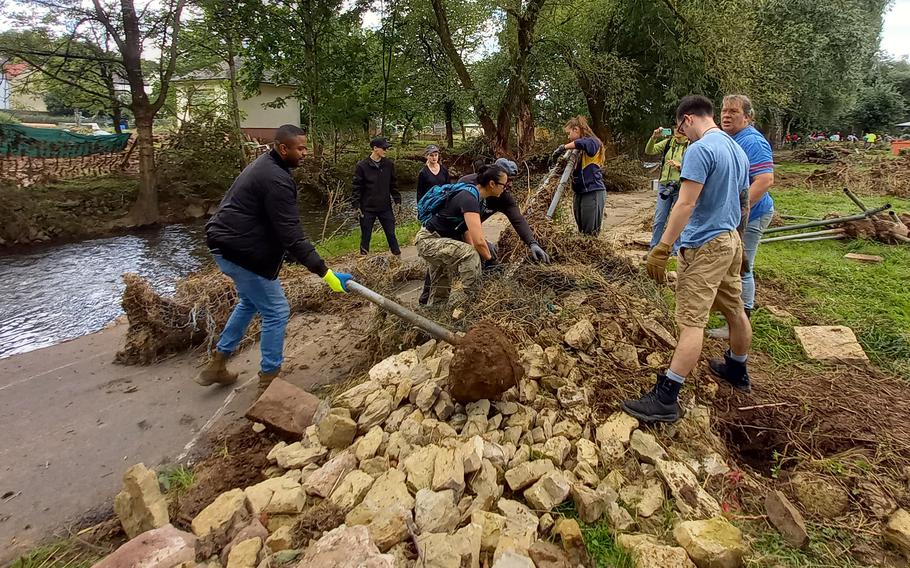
[675,230,744,328]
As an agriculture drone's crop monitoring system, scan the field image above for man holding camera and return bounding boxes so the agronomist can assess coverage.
[645,125,689,253]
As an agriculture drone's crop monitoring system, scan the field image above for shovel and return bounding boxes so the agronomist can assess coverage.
[345,280,522,402]
[346,280,459,344]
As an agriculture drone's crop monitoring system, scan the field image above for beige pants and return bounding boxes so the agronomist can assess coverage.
[415,228,482,306]
[675,230,744,328]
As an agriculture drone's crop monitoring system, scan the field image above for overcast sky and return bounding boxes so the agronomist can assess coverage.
[882,0,910,59]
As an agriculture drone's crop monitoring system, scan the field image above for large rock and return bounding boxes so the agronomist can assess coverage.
[367,505,414,552]
[540,436,572,467]
[617,533,696,568]
[620,479,664,518]
[885,508,910,559]
[629,430,668,464]
[335,380,382,415]
[330,470,375,512]
[497,498,539,537]
[263,482,306,514]
[528,540,572,568]
[471,510,508,552]
[225,537,262,568]
[564,319,596,350]
[673,517,746,568]
[304,451,358,498]
[524,471,571,512]
[765,490,808,548]
[91,524,196,568]
[317,410,358,449]
[791,472,850,519]
[794,325,868,362]
[356,426,385,462]
[556,386,589,422]
[244,476,300,515]
[346,469,416,527]
[470,459,503,501]
[553,518,588,567]
[297,525,394,567]
[416,489,460,534]
[416,523,483,568]
[571,484,608,523]
[265,525,294,553]
[369,349,420,385]
[433,447,466,495]
[403,444,440,493]
[596,412,639,462]
[113,463,170,538]
[245,378,320,439]
[656,460,721,519]
[520,344,548,379]
[358,388,395,432]
[459,436,485,474]
[505,459,556,491]
[608,502,635,531]
[271,442,327,469]
[575,439,599,469]
[191,489,251,547]
[492,551,535,567]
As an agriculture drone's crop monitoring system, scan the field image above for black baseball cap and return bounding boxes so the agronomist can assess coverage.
[370,136,392,150]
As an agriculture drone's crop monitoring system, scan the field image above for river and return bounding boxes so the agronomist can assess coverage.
[0,191,417,359]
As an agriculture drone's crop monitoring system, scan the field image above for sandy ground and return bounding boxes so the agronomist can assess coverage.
[0,191,654,562]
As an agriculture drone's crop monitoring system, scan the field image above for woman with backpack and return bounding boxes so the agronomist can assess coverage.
[551,116,607,235]
[416,144,450,203]
[415,164,509,306]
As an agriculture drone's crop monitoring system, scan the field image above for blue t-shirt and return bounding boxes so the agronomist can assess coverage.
[731,125,774,220]
[678,129,750,248]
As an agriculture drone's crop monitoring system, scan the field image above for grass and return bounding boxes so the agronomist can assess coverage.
[9,539,103,568]
[753,186,910,377]
[552,500,634,568]
[746,523,868,568]
[775,161,825,176]
[315,220,421,258]
[157,464,196,494]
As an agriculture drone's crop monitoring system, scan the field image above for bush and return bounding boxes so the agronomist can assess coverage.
[0,111,21,124]
[157,115,244,200]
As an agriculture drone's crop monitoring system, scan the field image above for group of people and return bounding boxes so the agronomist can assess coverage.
[192,95,776,426]
[788,131,885,147]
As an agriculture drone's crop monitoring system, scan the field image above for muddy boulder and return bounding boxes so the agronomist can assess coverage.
[449,322,524,403]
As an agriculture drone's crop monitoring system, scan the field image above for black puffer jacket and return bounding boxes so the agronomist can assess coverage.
[206,150,328,280]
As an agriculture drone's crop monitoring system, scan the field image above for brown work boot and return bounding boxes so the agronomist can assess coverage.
[194,351,238,386]
[257,368,281,393]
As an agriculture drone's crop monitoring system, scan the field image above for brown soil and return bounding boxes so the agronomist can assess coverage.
[449,321,524,403]
[170,425,273,528]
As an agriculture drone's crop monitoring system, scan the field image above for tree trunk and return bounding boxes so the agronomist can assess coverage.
[112,101,123,134]
[129,112,159,225]
[460,119,466,141]
[515,91,534,156]
[443,100,454,148]
[226,48,247,165]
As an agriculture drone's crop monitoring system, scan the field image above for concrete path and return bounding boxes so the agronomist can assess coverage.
[0,190,654,562]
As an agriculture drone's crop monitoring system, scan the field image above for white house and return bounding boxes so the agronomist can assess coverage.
[172,58,300,141]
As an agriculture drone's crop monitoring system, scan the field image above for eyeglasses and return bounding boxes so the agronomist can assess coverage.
[493,180,510,189]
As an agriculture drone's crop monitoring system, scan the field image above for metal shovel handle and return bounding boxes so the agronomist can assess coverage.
[346,280,459,345]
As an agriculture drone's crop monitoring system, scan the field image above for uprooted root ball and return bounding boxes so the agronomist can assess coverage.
[449,321,524,403]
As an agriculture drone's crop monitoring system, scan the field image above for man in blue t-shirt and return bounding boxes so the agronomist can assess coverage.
[707,95,776,339]
[624,95,753,424]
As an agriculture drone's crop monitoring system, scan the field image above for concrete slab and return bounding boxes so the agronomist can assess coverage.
[793,325,868,362]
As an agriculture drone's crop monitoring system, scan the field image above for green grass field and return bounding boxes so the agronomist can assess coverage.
[752,180,910,378]
[315,221,421,258]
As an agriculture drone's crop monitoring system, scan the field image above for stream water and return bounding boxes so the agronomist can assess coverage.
[0,191,417,359]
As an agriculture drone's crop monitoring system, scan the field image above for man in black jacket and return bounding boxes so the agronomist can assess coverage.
[198,124,352,390]
[353,137,402,256]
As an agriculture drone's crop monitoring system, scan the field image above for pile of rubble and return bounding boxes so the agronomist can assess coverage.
[102,313,778,568]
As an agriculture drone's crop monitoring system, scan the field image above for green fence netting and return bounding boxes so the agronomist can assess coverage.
[0,123,131,158]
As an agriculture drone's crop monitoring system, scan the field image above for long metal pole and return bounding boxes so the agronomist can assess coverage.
[843,187,868,212]
[784,235,846,243]
[546,150,579,219]
[762,228,845,243]
[346,281,459,345]
[524,161,563,212]
[763,203,891,234]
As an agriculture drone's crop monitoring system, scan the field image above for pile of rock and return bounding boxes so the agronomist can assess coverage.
[100,316,779,568]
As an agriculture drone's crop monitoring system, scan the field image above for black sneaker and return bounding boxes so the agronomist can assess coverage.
[709,351,751,393]
[622,373,681,423]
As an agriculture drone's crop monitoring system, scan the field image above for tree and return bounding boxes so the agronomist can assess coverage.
[851,81,907,132]
[0,0,186,224]
[430,0,548,156]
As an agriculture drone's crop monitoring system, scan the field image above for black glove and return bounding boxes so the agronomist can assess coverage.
[552,145,567,159]
[482,257,501,271]
[529,243,550,263]
[486,240,499,262]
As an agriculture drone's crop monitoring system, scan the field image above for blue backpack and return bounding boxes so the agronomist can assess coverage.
[417,182,480,225]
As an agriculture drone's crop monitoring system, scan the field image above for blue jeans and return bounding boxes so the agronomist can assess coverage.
[650,183,680,253]
[741,211,773,310]
[214,255,290,373]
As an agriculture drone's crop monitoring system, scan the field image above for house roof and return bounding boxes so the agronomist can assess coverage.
[173,57,293,86]
[3,63,30,78]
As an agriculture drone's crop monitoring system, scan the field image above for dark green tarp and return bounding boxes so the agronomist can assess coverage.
[0,123,131,157]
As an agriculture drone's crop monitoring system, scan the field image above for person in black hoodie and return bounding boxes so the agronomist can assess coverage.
[199,124,352,390]
[353,137,402,256]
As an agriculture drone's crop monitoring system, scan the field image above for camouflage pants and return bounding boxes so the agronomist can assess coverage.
[415,227,481,306]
